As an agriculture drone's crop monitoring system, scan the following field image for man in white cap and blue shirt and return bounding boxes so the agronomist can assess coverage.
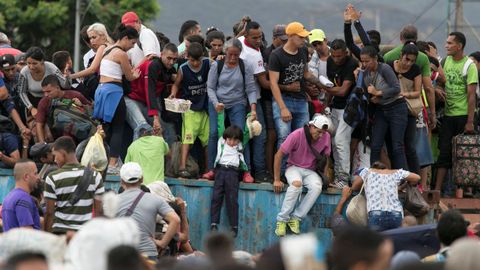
[272,114,332,237]
[116,162,180,260]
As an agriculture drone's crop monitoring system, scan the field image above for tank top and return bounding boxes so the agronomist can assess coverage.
[100,59,122,80]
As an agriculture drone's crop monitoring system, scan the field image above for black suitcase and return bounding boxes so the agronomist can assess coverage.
[382,224,440,258]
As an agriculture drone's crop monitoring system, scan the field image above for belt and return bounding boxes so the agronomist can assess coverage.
[216,164,241,171]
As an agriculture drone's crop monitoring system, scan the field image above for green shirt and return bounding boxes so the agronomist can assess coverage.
[125,136,169,184]
[383,45,431,77]
[443,56,478,116]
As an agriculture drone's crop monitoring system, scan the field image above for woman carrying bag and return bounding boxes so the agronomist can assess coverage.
[352,161,420,231]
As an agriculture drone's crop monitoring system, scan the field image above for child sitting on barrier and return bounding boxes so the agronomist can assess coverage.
[210,125,247,238]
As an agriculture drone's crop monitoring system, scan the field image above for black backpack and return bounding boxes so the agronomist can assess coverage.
[216,59,246,90]
[343,69,368,129]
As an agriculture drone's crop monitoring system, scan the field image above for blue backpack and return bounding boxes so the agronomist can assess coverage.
[343,70,368,129]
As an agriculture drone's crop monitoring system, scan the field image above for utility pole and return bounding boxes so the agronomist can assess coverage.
[73,0,81,72]
[454,0,464,31]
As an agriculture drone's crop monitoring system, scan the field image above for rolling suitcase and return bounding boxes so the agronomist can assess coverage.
[382,224,440,258]
[452,133,480,187]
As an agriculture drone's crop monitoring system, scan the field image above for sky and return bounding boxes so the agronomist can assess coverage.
[153,0,480,56]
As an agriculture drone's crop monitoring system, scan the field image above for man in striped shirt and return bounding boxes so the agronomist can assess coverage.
[44,136,104,234]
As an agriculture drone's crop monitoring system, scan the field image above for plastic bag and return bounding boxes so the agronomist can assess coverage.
[81,132,108,171]
[404,184,430,217]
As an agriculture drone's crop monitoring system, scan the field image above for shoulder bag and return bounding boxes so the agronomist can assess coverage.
[346,170,368,226]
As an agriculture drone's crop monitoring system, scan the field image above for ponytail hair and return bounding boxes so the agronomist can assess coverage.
[112,23,139,41]
[401,42,419,57]
[371,161,387,170]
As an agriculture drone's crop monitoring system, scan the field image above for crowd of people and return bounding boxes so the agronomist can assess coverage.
[1,2,480,269]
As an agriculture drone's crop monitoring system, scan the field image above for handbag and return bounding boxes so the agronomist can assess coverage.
[346,173,368,226]
[398,75,423,116]
[303,125,329,190]
[404,184,430,217]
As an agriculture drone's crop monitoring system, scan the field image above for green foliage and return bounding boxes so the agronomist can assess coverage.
[0,0,160,59]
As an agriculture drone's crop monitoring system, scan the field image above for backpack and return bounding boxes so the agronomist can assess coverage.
[165,141,200,178]
[216,59,246,90]
[48,99,96,142]
[343,70,368,129]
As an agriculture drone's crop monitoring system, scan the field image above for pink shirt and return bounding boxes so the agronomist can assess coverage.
[280,127,331,170]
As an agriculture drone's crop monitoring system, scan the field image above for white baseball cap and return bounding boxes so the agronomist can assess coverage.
[120,162,143,183]
[309,114,330,130]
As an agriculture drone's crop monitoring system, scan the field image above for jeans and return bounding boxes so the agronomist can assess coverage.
[276,165,323,222]
[370,101,408,169]
[273,96,310,173]
[124,96,176,145]
[404,115,420,174]
[368,210,402,232]
[207,102,246,170]
[251,101,267,174]
[331,108,354,181]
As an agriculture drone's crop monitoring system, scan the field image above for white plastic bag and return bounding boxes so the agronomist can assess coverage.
[81,132,108,171]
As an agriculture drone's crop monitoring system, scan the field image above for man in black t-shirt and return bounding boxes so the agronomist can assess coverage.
[326,39,358,187]
[269,21,332,178]
[261,24,288,175]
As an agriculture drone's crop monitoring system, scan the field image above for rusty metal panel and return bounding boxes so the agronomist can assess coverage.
[166,178,340,253]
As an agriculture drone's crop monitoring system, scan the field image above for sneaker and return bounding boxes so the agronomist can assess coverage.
[254,171,273,183]
[330,180,347,189]
[243,172,254,183]
[210,223,218,231]
[178,170,192,179]
[231,226,238,238]
[287,218,301,234]
[202,170,215,180]
[275,221,287,237]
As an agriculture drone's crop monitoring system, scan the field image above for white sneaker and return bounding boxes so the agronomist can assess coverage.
[330,180,347,189]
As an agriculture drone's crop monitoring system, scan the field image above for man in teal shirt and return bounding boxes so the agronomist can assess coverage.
[434,32,478,191]
[384,25,437,129]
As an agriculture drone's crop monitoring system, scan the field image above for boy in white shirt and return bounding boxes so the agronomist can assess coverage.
[210,125,247,237]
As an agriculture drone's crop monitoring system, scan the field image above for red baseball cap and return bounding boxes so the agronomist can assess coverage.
[121,11,139,26]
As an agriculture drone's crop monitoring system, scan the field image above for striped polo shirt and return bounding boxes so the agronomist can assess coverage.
[44,164,104,233]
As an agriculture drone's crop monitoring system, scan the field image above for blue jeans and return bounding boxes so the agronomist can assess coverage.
[370,100,408,169]
[273,96,310,172]
[207,102,246,170]
[368,210,402,231]
[251,100,267,174]
[124,96,176,145]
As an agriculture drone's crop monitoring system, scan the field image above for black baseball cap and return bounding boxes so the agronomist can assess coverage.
[0,54,15,69]
[29,143,53,158]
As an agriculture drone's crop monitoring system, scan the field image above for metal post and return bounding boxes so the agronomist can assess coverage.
[454,0,464,31]
[73,0,81,72]
[447,0,451,35]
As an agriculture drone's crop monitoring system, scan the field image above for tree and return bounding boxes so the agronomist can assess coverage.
[0,0,160,60]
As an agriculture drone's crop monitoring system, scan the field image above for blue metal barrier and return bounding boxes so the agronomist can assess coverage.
[1,169,342,253]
